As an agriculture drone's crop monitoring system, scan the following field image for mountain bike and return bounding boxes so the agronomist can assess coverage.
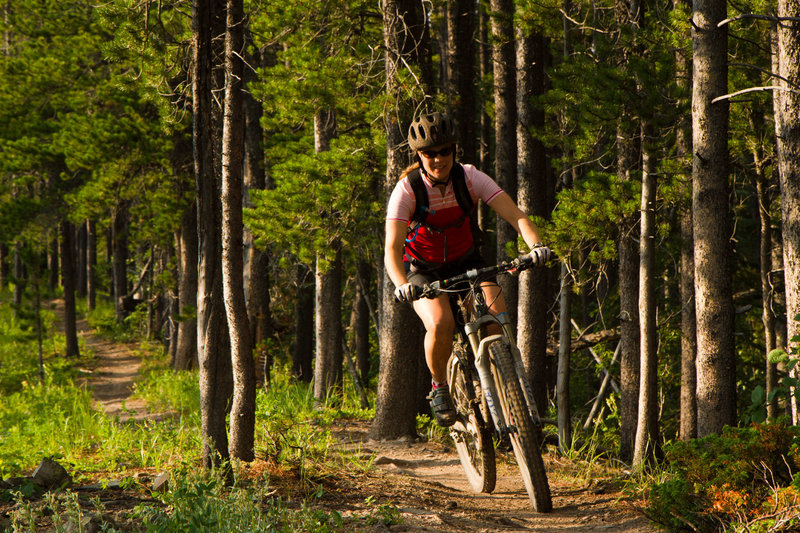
[411,255,552,512]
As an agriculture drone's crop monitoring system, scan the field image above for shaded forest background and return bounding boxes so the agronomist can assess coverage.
[1,0,799,475]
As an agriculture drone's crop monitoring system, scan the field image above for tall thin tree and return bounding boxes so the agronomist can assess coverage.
[516,28,552,415]
[194,0,233,468]
[222,0,255,461]
[491,0,518,319]
[692,0,736,435]
[774,0,800,423]
[313,109,344,403]
[370,0,428,440]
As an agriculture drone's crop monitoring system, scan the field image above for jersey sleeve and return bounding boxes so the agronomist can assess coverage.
[386,178,415,223]
[463,164,504,204]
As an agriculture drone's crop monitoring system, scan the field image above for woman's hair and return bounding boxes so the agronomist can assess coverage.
[398,160,421,182]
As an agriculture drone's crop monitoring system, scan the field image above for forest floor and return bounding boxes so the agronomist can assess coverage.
[41,301,659,532]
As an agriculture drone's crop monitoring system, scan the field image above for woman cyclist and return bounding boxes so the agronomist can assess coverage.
[384,111,551,427]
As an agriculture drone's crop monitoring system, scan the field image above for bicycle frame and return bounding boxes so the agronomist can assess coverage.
[441,259,543,438]
[424,256,553,512]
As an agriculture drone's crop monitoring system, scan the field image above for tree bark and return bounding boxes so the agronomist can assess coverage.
[370,0,428,440]
[175,179,199,370]
[76,222,87,298]
[49,234,58,293]
[617,119,640,462]
[448,0,477,162]
[312,108,344,403]
[60,220,80,358]
[314,244,344,402]
[86,220,96,311]
[112,203,129,324]
[775,0,800,423]
[692,0,736,435]
[243,38,274,381]
[674,0,696,441]
[491,0,518,323]
[352,261,373,383]
[633,125,659,468]
[516,29,551,415]
[222,0,255,461]
[679,205,697,439]
[13,242,23,306]
[194,0,233,469]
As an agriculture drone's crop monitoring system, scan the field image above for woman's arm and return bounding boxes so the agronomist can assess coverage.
[488,192,543,249]
[384,219,409,288]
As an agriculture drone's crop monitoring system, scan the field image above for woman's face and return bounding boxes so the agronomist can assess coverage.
[418,144,454,182]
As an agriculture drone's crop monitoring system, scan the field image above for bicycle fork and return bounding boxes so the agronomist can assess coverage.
[465,315,543,433]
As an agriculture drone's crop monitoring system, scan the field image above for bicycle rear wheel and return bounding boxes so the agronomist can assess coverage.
[489,340,552,512]
[449,354,496,493]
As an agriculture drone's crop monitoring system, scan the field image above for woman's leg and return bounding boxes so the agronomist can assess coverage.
[412,294,455,383]
[481,281,506,335]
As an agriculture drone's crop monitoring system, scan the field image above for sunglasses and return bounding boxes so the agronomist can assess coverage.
[419,146,454,158]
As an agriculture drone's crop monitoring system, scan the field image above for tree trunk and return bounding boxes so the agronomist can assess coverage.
[679,206,697,439]
[478,2,492,174]
[448,0,477,163]
[775,0,800,423]
[352,261,372,383]
[244,31,274,376]
[13,242,23,306]
[633,125,659,468]
[175,179,199,370]
[112,203,129,324]
[288,265,313,382]
[86,220,96,311]
[314,245,344,402]
[370,0,428,440]
[477,3,493,262]
[516,29,551,415]
[311,109,344,403]
[76,223,87,298]
[557,262,571,452]
[49,235,58,293]
[222,0,255,461]
[491,0,518,323]
[692,0,736,435]
[617,120,640,462]
[60,220,80,358]
[674,0,696,441]
[194,0,233,469]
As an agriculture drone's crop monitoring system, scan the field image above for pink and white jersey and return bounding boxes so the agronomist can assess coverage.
[387,164,504,264]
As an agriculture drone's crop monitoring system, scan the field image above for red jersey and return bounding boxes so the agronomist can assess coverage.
[387,164,503,264]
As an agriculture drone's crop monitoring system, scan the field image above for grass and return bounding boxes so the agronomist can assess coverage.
[0,290,384,531]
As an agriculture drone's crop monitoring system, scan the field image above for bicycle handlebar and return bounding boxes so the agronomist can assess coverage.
[412,255,540,301]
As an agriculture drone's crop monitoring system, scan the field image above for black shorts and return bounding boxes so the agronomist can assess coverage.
[404,249,489,286]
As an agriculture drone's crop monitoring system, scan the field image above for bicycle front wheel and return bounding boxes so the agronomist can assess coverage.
[489,340,552,512]
[449,354,496,493]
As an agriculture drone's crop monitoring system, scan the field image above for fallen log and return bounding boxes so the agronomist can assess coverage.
[546,327,620,356]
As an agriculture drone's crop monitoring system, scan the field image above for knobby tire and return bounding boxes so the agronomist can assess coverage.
[449,354,496,493]
[489,340,552,512]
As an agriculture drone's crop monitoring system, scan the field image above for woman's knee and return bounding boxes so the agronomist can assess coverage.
[428,318,454,341]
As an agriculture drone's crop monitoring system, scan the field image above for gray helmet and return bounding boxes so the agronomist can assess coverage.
[407,112,458,152]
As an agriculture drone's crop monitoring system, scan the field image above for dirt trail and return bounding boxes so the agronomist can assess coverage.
[328,420,656,532]
[69,306,149,421]
[65,300,656,532]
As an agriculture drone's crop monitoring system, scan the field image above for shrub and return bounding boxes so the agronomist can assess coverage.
[647,424,800,532]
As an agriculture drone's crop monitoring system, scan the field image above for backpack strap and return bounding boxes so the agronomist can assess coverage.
[407,168,430,224]
[451,164,484,247]
[450,164,474,215]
